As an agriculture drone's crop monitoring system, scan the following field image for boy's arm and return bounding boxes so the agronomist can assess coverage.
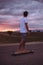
[25,23,29,31]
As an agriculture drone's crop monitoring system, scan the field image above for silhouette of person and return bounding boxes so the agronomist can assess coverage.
[19,11,29,50]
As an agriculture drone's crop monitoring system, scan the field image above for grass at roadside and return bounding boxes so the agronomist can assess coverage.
[0,32,43,44]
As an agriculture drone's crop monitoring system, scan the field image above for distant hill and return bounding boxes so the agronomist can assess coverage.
[31,30,43,32]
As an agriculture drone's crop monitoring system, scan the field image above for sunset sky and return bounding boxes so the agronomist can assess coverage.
[0,0,43,32]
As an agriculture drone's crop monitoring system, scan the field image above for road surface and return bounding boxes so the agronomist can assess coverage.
[0,42,43,65]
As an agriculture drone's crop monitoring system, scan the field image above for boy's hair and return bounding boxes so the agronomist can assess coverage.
[23,11,28,17]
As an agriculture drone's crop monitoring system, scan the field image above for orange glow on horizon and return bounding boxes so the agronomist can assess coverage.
[0,28,43,32]
[0,28,19,32]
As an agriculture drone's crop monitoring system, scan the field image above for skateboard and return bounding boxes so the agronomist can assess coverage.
[11,50,34,56]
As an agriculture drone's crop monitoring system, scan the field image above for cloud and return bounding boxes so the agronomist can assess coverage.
[0,0,43,31]
[0,15,20,24]
[0,23,19,31]
[0,0,43,15]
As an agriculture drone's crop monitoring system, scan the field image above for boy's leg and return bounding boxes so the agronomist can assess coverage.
[19,33,26,50]
[19,39,25,50]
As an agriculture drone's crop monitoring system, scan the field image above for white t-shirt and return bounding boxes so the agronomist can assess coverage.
[20,17,28,33]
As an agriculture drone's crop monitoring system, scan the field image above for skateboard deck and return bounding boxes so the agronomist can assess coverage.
[11,50,34,56]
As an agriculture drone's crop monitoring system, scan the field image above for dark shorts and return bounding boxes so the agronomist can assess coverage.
[20,33,27,42]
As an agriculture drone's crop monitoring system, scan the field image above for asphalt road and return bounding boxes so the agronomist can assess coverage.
[0,42,43,65]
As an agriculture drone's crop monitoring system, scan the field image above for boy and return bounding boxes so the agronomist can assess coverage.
[19,11,29,50]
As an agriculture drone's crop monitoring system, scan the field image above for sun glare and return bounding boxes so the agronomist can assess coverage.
[0,28,19,32]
